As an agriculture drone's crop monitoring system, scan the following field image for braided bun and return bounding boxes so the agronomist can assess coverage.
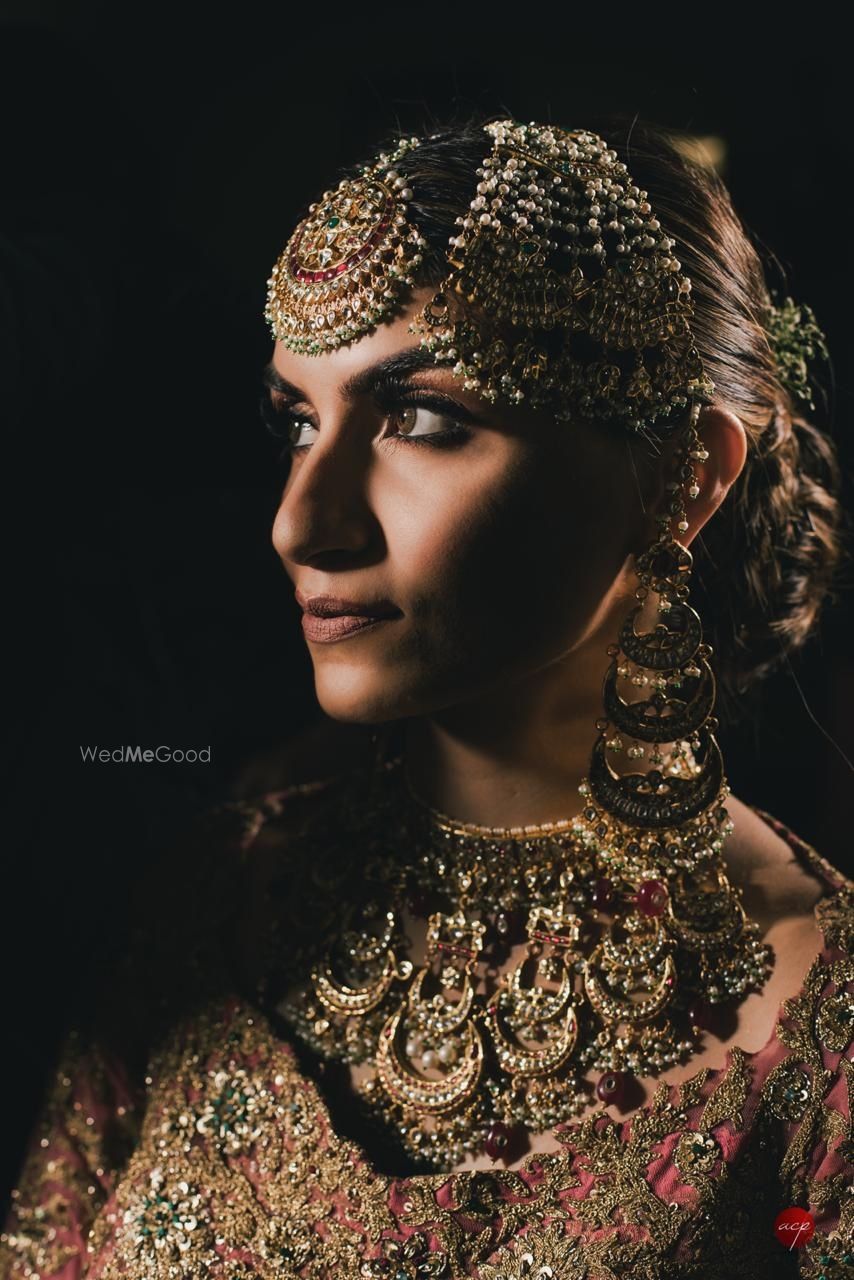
[691,396,845,722]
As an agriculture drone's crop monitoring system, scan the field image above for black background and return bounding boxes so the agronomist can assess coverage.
[2,5,852,1201]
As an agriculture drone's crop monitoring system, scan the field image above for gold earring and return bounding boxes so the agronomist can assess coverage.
[587,401,722,828]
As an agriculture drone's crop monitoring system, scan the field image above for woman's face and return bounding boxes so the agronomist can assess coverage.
[268,288,662,724]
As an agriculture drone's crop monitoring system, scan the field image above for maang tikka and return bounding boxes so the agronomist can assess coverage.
[265,120,775,1170]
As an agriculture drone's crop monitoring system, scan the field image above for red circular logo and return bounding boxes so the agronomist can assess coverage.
[774,1207,815,1250]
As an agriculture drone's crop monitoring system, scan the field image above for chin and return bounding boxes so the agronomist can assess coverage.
[312,664,410,725]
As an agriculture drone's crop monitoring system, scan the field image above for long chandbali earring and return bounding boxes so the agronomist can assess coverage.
[568,400,773,1096]
[587,400,723,825]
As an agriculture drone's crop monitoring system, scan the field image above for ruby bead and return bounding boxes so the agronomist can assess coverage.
[636,878,668,916]
[484,1122,512,1161]
[593,877,614,910]
[596,1069,628,1106]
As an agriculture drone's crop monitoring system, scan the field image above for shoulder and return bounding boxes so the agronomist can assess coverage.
[722,793,838,929]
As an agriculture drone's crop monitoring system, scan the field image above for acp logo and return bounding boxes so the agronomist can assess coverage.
[774,1207,815,1250]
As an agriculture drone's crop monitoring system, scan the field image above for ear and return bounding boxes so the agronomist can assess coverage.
[638,405,747,550]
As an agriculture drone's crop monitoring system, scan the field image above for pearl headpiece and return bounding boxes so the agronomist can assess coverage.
[265,118,717,438]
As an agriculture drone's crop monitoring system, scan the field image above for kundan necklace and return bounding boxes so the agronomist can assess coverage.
[276,748,773,1171]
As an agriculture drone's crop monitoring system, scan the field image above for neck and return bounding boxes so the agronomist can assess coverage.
[401,589,665,829]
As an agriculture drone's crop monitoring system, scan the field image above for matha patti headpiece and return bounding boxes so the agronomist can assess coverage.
[265,118,717,438]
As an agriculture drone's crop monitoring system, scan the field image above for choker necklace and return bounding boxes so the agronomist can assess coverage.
[276,752,773,1171]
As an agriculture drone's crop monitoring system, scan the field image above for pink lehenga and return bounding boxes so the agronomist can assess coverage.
[1,764,852,1279]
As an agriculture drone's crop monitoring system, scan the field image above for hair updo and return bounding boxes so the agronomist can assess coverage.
[337,111,848,728]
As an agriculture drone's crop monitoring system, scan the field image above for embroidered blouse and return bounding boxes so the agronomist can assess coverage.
[1,773,853,1280]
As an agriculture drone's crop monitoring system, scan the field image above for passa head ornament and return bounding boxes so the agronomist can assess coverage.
[264,135,428,355]
[409,119,717,437]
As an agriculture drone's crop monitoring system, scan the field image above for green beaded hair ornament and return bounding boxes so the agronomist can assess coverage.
[763,293,831,413]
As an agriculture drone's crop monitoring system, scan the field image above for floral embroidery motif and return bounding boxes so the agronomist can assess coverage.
[363,1231,449,1277]
[673,1129,721,1175]
[798,1231,854,1280]
[191,1064,289,1155]
[815,989,854,1054]
[120,1166,213,1271]
[764,1058,813,1122]
[475,1221,603,1279]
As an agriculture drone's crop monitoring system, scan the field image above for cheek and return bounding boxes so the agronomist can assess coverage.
[385,443,627,666]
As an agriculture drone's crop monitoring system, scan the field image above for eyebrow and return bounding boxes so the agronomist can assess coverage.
[260,347,445,403]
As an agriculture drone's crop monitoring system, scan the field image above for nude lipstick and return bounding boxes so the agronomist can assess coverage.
[296,592,402,644]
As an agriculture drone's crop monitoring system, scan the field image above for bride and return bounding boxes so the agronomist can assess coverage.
[2,113,851,1280]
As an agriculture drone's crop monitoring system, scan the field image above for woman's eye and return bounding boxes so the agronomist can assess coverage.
[390,404,457,441]
[261,393,472,456]
[288,417,317,449]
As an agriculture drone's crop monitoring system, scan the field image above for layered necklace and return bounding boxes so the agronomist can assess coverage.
[275,749,773,1171]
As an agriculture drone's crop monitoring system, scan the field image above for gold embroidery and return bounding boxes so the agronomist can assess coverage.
[87,1000,399,1279]
[363,1231,449,1277]
[699,1045,752,1133]
[816,989,854,1053]
[798,1229,854,1280]
[674,1066,711,1112]
[3,799,853,1280]
[0,1031,139,1280]
[673,1130,721,1176]
[476,1221,612,1280]
[553,1086,687,1244]
[816,889,854,953]
[764,1058,814,1123]
[766,952,854,1200]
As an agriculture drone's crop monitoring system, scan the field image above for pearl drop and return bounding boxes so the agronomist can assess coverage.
[421,1050,439,1071]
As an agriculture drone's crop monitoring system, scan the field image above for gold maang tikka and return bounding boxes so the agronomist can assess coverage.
[266,120,774,1171]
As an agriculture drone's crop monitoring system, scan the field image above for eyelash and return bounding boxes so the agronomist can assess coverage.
[259,393,473,462]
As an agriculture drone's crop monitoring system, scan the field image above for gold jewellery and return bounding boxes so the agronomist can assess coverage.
[276,742,773,1170]
[263,119,791,1170]
[265,135,427,355]
[408,119,716,436]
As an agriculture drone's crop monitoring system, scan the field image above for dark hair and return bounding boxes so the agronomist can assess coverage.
[340,111,849,727]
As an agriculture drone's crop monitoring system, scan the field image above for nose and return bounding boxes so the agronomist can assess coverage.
[272,420,378,567]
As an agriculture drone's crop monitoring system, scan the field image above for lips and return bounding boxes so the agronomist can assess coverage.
[296,592,400,619]
[301,613,395,642]
[295,591,402,643]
